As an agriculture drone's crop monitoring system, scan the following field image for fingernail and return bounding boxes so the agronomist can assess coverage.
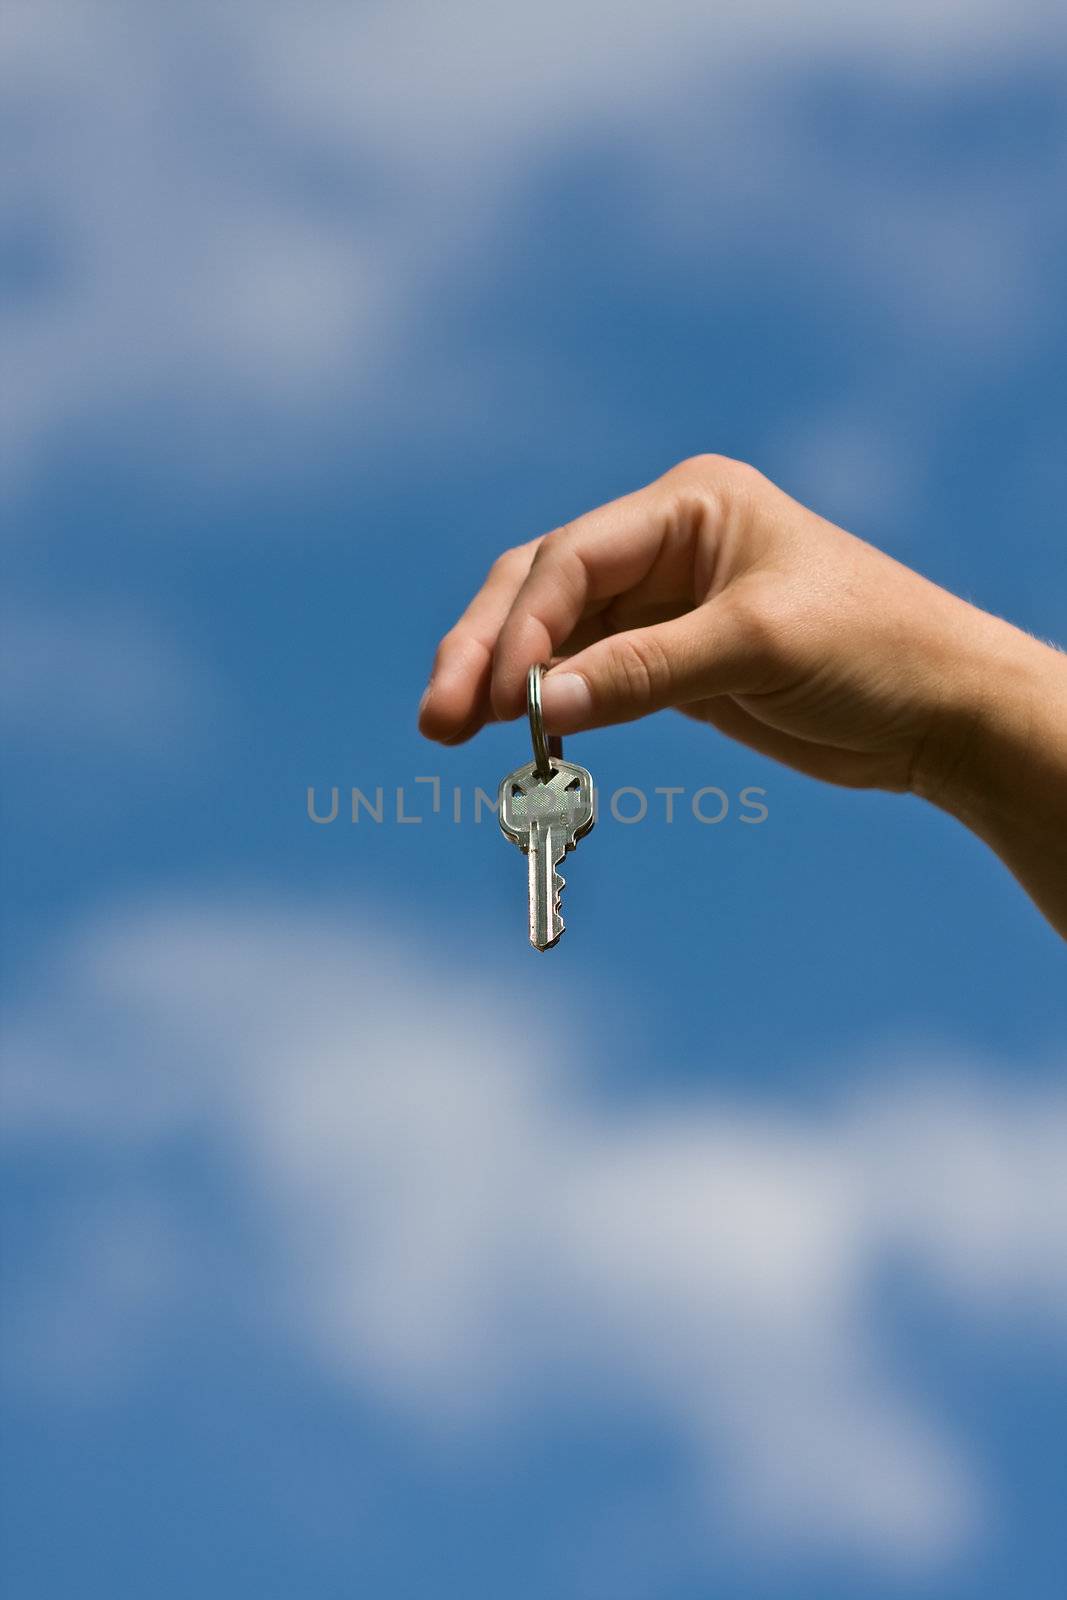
[418,683,433,717]
[541,671,592,730]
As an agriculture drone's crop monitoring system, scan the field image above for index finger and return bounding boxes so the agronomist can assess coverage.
[418,539,540,743]
[490,474,684,721]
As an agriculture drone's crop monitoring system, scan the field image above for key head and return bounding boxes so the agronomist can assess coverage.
[498,759,595,849]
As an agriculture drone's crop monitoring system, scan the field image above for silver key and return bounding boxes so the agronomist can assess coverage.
[499,758,595,950]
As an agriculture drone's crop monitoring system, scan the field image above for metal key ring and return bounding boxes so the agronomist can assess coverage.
[527,663,562,781]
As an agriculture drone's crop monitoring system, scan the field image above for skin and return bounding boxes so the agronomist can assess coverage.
[419,454,1067,940]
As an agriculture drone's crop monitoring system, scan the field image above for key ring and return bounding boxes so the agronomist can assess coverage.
[527,663,562,781]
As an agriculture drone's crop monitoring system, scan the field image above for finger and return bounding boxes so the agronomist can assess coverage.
[490,476,688,721]
[556,611,613,659]
[539,599,766,733]
[418,540,540,742]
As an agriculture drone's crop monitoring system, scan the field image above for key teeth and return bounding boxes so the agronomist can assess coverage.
[533,868,566,953]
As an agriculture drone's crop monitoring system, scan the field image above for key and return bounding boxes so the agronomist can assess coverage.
[499,758,595,950]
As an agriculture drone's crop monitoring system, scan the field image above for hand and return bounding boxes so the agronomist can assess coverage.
[421,455,1002,792]
[419,455,1067,936]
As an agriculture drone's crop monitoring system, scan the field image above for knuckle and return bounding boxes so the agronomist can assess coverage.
[672,452,764,494]
[662,455,769,544]
[531,523,569,564]
[488,545,524,580]
[610,629,672,707]
[530,523,586,604]
[434,626,463,668]
[671,451,734,480]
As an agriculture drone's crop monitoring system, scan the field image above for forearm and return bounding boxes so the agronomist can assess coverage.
[913,613,1067,940]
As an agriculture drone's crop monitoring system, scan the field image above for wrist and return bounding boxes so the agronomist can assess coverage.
[914,610,1066,811]
[912,608,1067,935]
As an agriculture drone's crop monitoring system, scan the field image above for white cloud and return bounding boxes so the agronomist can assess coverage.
[2,1,1065,499]
[4,895,1066,1571]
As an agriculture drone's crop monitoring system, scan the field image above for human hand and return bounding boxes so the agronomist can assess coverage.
[419,455,1004,795]
[419,455,1067,938]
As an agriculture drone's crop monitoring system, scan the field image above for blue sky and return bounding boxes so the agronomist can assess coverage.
[2,4,1067,1597]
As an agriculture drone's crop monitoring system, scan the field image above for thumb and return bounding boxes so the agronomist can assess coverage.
[540,601,755,734]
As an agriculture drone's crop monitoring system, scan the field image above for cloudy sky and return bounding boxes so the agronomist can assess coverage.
[2,4,1066,1598]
